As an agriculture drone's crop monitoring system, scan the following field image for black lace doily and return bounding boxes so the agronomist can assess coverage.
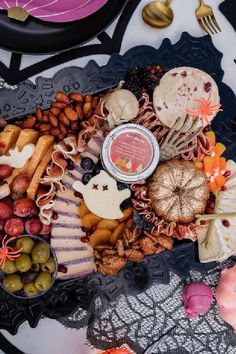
[0,33,236,342]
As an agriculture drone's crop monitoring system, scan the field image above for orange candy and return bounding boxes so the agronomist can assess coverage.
[212,142,226,156]
[203,156,214,176]
[215,174,226,188]
[205,131,216,146]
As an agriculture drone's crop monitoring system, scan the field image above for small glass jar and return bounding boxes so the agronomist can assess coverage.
[101,124,159,183]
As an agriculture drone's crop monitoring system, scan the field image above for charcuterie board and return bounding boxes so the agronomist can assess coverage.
[0,32,235,335]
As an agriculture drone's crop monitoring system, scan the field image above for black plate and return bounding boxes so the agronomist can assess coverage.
[0,32,235,335]
[0,0,128,54]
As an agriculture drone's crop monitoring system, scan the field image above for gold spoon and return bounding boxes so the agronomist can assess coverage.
[142,0,174,29]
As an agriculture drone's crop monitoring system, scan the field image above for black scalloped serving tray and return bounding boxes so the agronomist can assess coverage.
[0,32,235,335]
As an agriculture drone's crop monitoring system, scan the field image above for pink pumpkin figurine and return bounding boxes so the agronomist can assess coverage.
[216,264,236,333]
[183,281,213,318]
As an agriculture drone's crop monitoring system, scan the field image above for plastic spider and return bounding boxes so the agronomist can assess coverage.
[0,235,22,269]
[187,98,222,125]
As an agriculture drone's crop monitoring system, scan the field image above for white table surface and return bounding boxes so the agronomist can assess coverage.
[0,1,235,353]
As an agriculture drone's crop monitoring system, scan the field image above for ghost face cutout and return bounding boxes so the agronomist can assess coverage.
[73,170,131,219]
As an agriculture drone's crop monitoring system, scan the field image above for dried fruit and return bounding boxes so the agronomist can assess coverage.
[79,201,90,218]
[110,223,126,245]
[97,219,119,231]
[82,213,102,229]
[119,208,133,222]
[90,229,112,248]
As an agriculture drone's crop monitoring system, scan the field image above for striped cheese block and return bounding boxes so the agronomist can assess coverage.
[51,131,104,279]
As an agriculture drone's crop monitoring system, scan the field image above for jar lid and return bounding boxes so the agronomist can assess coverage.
[101,124,159,183]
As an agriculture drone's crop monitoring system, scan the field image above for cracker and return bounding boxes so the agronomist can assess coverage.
[27,147,53,200]
[26,135,54,179]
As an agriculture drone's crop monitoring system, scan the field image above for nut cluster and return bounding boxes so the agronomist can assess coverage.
[20,92,100,141]
[94,221,174,276]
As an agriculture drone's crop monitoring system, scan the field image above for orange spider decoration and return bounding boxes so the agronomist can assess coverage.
[187,98,222,125]
[0,235,22,269]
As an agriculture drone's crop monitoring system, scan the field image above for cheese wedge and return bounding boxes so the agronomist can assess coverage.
[16,129,39,151]
[26,135,54,179]
[0,125,21,155]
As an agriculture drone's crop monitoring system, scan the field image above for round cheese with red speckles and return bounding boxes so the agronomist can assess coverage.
[153,67,220,128]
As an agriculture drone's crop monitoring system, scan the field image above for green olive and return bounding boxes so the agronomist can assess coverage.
[24,282,39,297]
[34,272,52,292]
[31,261,40,272]
[31,242,50,264]
[15,237,35,254]
[15,254,32,273]
[41,257,56,274]
[3,274,23,293]
[1,259,17,274]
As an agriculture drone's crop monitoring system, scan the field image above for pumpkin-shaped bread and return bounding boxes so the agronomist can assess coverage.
[148,160,210,223]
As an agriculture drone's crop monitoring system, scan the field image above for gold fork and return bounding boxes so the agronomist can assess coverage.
[196,0,221,35]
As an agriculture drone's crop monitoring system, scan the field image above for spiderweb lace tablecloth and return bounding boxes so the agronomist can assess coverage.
[57,258,236,354]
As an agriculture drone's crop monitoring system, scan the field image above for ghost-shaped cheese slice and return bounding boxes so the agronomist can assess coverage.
[73,170,131,219]
[0,144,35,168]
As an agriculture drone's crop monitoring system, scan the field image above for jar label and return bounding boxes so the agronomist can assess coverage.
[109,131,153,175]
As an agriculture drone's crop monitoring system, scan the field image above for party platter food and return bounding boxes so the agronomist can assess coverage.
[0,61,235,294]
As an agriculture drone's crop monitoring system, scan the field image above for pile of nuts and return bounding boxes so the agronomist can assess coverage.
[19,92,101,141]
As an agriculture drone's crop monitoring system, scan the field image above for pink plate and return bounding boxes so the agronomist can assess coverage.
[0,0,109,23]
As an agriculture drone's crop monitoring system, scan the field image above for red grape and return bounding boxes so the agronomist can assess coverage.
[0,164,13,179]
[4,217,24,237]
[0,202,13,220]
[2,196,14,206]
[25,218,43,235]
[13,198,35,217]
[11,174,30,194]
[28,204,39,217]
[40,223,51,235]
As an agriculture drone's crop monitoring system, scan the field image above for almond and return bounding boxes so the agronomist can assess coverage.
[58,133,64,141]
[58,112,70,127]
[34,122,40,130]
[39,123,51,132]
[49,113,58,127]
[64,107,78,122]
[36,108,43,121]
[50,107,61,116]
[58,123,67,136]
[75,104,84,120]
[42,114,49,123]
[71,121,79,130]
[22,116,36,129]
[69,92,84,103]
[83,102,92,116]
[85,95,92,103]
[52,102,67,109]
[50,127,60,137]
[92,96,100,109]
[55,92,70,105]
